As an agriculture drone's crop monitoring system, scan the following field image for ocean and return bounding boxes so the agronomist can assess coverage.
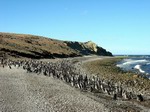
[116,55,150,79]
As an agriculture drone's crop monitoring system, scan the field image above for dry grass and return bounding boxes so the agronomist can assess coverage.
[0,32,113,59]
[0,32,78,58]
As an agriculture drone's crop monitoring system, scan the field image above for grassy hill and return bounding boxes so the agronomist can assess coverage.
[0,32,112,59]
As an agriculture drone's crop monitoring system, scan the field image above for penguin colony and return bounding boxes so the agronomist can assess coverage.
[0,58,144,102]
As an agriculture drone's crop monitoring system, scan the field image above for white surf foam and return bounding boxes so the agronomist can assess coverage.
[147,63,150,65]
[117,59,148,67]
[122,59,148,65]
[134,65,145,73]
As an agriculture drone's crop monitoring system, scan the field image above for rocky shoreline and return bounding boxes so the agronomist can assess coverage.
[82,57,150,108]
[0,56,150,111]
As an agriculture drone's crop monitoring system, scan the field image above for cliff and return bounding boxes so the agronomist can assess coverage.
[0,32,112,59]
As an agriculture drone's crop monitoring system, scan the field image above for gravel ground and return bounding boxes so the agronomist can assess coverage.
[0,66,108,112]
[0,56,150,112]
[79,57,150,112]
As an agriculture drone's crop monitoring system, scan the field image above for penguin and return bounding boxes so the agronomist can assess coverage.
[137,94,144,102]
[113,93,117,100]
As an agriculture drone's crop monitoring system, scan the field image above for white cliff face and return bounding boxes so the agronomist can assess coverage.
[84,41,98,52]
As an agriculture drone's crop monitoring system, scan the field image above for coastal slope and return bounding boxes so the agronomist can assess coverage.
[0,32,112,58]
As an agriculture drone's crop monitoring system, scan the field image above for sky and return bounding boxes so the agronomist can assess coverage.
[0,0,150,55]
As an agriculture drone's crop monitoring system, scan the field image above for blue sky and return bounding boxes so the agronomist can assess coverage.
[0,0,150,55]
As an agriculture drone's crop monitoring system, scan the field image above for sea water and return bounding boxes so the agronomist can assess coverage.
[116,55,150,79]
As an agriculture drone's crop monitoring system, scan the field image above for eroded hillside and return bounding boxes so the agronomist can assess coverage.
[0,32,112,58]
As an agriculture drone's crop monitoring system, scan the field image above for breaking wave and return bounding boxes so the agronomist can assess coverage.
[117,58,150,78]
[134,65,145,73]
[117,59,148,67]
